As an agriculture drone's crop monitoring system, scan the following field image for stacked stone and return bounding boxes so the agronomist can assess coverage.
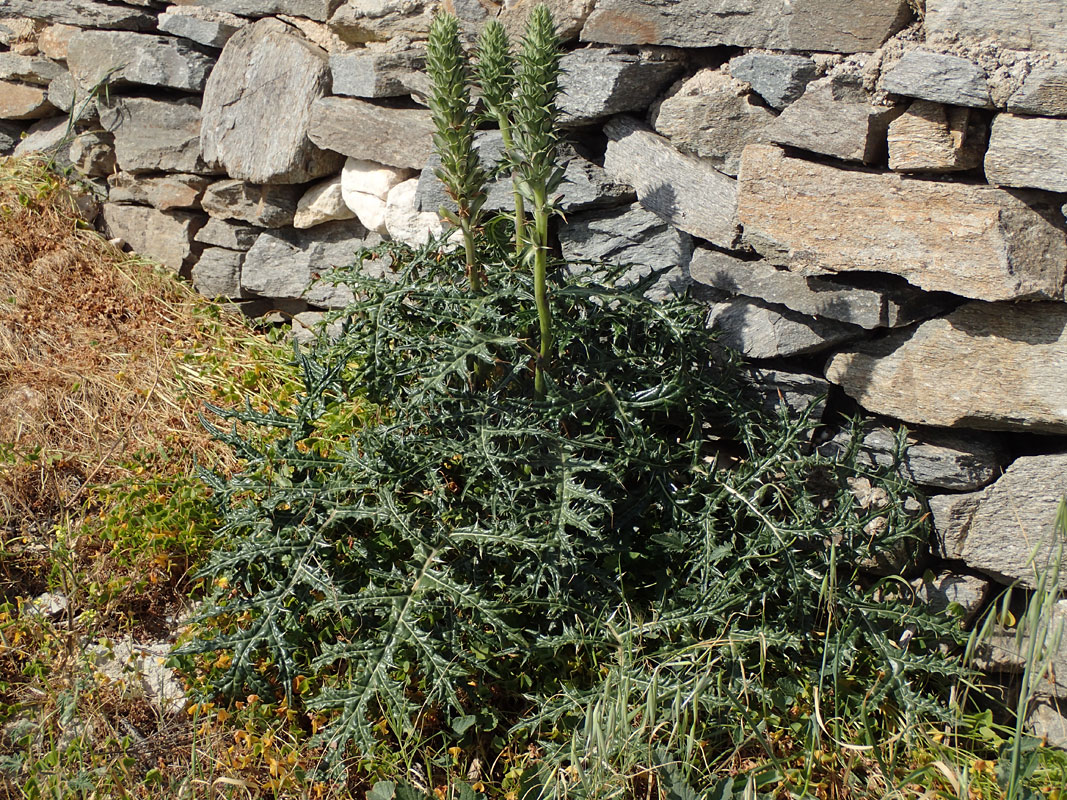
[2,0,1067,742]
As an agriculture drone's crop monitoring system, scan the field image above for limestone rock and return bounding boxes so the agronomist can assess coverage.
[158,5,247,48]
[0,54,63,85]
[99,203,205,271]
[66,31,215,93]
[929,492,983,560]
[384,177,445,247]
[558,47,683,126]
[0,81,53,119]
[327,0,433,44]
[500,0,596,42]
[241,220,372,300]
[329,46,424,98]
[190,0,343,21]
[985,114,1067,194]
[604,115,738,249]
[559,203,693,301]
[340,157,410,200]
[913,570,991,624]
[38,24,78,61]
[100,97,219,175]
[825,302,1067,434]
[69,131,115,177]
[709,298,863,359]
[12,116,70,163]
[649,68,775,177]
[0,120,24,153]
[192,247,245,299]
[818,425,1002,491]
[689,247,951,330]
[88,637,186,714]
[581,0,910,53]
[727,52,816,110]
[0,1,156,30]
[308,96,433,169]
[46,72,96,123]
[294,175,357,229]
[195,218,262,251]
[880,50,992,109]
[107,172,211,211]
[1029,703,1067,749]
[741,368,829,420]
[201,18,343,184]
[1008,65,1067,118]
[201,180,302,228]
[949,453,1067,590]
[887,101,982,173]
[737,145,1067,302]
[764,76,903,164]
[925,0,1067,53]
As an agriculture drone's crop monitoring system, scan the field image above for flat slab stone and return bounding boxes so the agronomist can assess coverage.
[559,47,682,126]
[67,30,215,93]
[192,247,245,299]
[764,75,903,164]
[99,203,205,271]
[12,116,70,162]
[825,302,1067,434]
[887,101,982,173]
[741,367,829,420]
[329,46,424,98]
[0,81,53,119]
[308,96,433,169]
[0,54,63,85]
[880,49,992,108]
[650,68,775,177]
[925,0,1067,53]
[581,0,910,53]
[818,424,1002,491]
[728,52,816,110]
[327,0,432,44]
[929,492,983,561]
[939,453,1067,590]
[985,114,1067,194]
[604,115,738,249]
[201,180,302,228]
[689,246,950,329]
[241,220,373,301]
[46,73,97,123]
[709,297,863,359]
[38,24,78,61]
[559,202,693,301]
[158,5,247,48]
[500,0,596,43]
[913,570,990,624]
[195,217,262,251]
[0,1,156,30]
[107,172,211,211]
[1008,64,1067,118]
[100,97,220,175]
[737,144,1067,302]
[190,0,343,21]
[201,18,342,184]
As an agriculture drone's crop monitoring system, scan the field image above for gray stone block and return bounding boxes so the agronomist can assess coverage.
[329,47,425,99]
[985,114,1067,194]
[195,218,262,251]
[201,180,303,229]
[100,97,220,175]
[67,30,215,93]
[604,115,738,249]
[201,18,342,184]
[192,247,246,300]
[709,297,864,359]
[0,53,63,85]
[308,96,434,170]
[559,202,693,301]
[0,0,157,30]
[728,52,816,110]
[1008,65,1067,118]
[880,50,992,109]
[158,6,247,49]
[99,203,206,271]
[107,172,211,211]
[558,47,683,126]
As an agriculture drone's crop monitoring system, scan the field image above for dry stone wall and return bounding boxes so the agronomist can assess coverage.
[3,0,1067,741]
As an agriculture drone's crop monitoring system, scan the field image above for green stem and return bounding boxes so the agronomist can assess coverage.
[532,191,551,399]
[497,119,527,255]
[461,222,482,293]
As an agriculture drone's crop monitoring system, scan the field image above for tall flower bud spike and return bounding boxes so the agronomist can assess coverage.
[426,11,487,293]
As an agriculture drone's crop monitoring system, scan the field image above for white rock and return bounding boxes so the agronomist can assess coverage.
[340,157,411,200]
[293,174,356,229]
[384,177,445,246]
[343,189,388,234]
[89,638,185,715]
